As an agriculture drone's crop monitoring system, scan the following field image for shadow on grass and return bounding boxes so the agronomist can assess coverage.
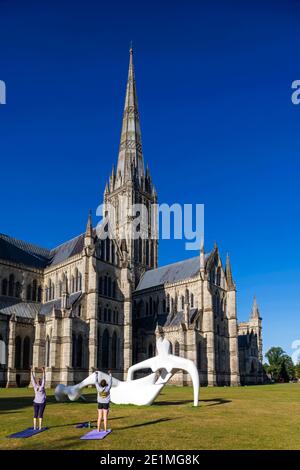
[153,398,231,407]
[117,417,176,430]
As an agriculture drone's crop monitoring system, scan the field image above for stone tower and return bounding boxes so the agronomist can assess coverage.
[225,253,240,386]
[103,48,158,286]
[249,296,263,362]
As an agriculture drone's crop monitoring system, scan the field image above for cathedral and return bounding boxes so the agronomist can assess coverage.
[0,49,263,388]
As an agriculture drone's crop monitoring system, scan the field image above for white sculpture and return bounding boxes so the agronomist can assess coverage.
[55,337,199,406]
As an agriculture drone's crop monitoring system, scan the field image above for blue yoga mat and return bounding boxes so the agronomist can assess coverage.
[80,429,111,440]
[8,427,48,439]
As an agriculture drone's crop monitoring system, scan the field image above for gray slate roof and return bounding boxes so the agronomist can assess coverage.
[136,254,210,291]
[0,296,40,319]
[0,232,84,269]
[0,292,82,319]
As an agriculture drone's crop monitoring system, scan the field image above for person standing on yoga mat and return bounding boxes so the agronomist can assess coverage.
[95,370,112,433]
[31,366,46,430]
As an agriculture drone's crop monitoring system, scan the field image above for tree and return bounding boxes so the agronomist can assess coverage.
[265,347,295,382]
[294,362,300,379]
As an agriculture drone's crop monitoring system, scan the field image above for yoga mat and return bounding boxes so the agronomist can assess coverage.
[80,429,111,440]
[8,427,48,438]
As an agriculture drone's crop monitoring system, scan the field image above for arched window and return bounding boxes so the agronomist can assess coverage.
[97,330,101,368]
[37,286,42,302]
[99,277,103,294]
[181,295,184,310]
[112,243,115,265]
[2,279,8,296]
[78,272,82,291]
[112,281,116,299]
[216,267,221,286]
[46,335,51,367]
[197,342,201,368]
[77,335,83,368]
[250,360,257,374]
[138,237,142,263]
[72,334,76,368]
[146,240,149,265]
[169,342,173,355]
[108,309,112,323]
[98,304,102,321]
[191,293,194,308]
[15,336,22,369]
[8,274,15,297]
[148,343,153,358]
[102,330,109,369]
[111,332,117,369]
[32,279,37,301]
[71,276,75,293]
[174,341,180,356]
[104,307,107,322]
[106,238,111,262]
[104,276,108,296]
[23,336,30,369]
[26,284,32,301]
[108,277,112,297]
[167,294,170,313]
[15,282,22,298]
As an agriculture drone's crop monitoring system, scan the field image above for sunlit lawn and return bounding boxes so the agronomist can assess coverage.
[0,383,300,450]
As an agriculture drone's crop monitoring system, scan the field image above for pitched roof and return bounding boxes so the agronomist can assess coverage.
[0,233,50,269]
[135,254,210,291]
[0,296,39,319]
[0,292,82,319]
[0,232,85,269]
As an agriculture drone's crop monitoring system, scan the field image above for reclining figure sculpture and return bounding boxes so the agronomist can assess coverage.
[55,337,199,406]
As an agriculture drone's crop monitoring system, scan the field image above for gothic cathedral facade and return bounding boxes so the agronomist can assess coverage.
[0,50,263,388]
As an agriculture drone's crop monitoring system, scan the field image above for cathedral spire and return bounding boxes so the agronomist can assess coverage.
[225,253,235,291]
[116,47,145,183]
[85,209,93,238]
[250,295,261,320]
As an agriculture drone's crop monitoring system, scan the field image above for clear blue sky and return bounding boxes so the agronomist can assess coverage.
[0,0,299,360]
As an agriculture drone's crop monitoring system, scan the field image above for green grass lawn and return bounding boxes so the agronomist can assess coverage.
[0,383,300,450]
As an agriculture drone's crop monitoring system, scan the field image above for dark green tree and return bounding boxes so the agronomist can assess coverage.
[265,347,295,382]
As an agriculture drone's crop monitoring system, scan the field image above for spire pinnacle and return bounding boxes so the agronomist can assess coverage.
[85,209,93,238]
[250,295,261,319]
[225,253,235,290]
[116,48,145,183]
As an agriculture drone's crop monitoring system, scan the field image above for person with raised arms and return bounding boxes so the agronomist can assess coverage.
[95,369,112,433]
[30,366,46,430]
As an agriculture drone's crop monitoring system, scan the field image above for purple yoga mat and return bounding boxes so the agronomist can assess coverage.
[8,427,48,439]
[80,429,111,440]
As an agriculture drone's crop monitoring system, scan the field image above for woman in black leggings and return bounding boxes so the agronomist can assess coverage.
[31,366,46,430]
